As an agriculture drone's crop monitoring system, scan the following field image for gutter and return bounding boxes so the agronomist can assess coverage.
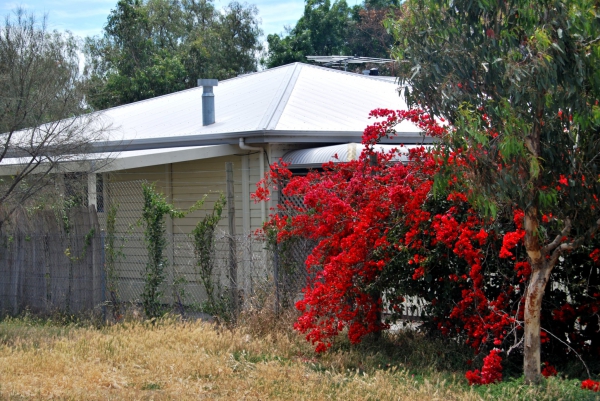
[88,130,429,154]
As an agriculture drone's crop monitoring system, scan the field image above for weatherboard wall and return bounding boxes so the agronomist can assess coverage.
[103,151,275,304]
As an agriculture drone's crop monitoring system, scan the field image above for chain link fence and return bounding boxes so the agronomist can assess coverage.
[0,171,278,319]
[273,190,315,312]
[102,232,273,319]
[99,178,276,319]
[0,169,426,323]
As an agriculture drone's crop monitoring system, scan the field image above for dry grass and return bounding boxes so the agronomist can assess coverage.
[0,313,595,400]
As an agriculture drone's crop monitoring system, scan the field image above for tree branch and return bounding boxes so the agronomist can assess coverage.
[547,218,600,268]
[543,217,572,254]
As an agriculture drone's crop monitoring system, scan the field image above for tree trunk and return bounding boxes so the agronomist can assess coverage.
[523,210,552,384]
[523,265,551,383]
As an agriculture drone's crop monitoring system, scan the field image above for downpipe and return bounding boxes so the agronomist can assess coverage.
[239,138,266,223]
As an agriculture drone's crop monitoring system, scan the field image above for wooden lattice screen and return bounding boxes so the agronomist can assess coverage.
[275,192,315,309]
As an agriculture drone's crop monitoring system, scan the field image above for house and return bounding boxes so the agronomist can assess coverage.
[0,62,426,306]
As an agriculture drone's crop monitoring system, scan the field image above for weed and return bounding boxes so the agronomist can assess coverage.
[141,382,161,390]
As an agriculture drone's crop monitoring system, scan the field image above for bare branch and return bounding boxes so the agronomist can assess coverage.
[547,218,600,268]
[0,8,110,231]
[543,217,572,254]
[541,327,591,378]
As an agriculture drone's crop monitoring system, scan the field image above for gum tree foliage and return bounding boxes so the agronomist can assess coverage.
[0,9,107,232]
[388,0,600,383]
[263,0,400,69]
[84,0,262,109]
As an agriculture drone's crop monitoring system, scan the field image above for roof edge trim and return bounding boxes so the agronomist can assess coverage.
[98,144,239,173]
[91,130,431,153]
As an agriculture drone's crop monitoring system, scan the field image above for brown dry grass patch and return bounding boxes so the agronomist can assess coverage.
[0,314,593,400]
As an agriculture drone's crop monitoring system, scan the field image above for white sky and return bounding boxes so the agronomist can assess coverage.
[2,0,307,39]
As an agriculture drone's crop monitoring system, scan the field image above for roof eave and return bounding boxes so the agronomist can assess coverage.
[92,129,431,153]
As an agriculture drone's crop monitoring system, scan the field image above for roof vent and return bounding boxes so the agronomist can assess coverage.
[197,79,218,126]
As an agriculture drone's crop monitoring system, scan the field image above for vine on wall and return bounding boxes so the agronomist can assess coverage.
[104,203,124,320]
[141,183,182,318]
[192,194,228,319]
[140,183,205,318]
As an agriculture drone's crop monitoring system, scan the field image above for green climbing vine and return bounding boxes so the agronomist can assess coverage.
[140,182,203,318]
[191,194,227,318]
[63,228,96,262]
[105,203,123,320]
[141,183,183,318]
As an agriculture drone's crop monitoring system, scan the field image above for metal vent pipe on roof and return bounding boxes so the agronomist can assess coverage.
[197,79,218,126]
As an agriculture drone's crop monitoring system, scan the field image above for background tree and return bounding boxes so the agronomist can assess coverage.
[389,0,600,383]
[346,0,401,63]
[263,0,400,69]
[84,0,262,109]
[0,9,107,233]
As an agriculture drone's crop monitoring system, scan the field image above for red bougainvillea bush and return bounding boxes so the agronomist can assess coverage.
[253,108,600,381]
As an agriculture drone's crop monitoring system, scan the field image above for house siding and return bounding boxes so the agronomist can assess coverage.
[103,152,273,305]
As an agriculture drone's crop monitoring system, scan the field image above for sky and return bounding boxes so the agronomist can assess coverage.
[1,0,308,40]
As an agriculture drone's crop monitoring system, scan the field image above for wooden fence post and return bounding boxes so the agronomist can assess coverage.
[226,162,238,319]
[273,241,280,316]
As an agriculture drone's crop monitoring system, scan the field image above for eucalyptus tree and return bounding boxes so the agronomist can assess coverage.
[389,0,600,383]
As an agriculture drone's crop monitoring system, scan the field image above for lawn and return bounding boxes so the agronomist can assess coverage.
[0,312,597,400]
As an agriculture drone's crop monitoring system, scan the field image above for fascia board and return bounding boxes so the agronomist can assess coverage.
[91,130,431,152]
[97,144,240,172]
[0,160,93,176]
[0,145,240,175]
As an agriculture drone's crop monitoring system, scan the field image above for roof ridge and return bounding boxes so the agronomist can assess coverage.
[88,63,396,117]
[87,63,300,115]
[257,63,303,130]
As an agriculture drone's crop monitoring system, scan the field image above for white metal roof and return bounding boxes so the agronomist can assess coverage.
[89,62,425,152]
[282,143,426,168]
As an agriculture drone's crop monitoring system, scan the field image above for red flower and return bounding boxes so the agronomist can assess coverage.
[466,349,503,385]
[582,379,600,392]
[559,175,568,186]
[590,248,600,264]
[500,230,525,259]
[541,363,557,378]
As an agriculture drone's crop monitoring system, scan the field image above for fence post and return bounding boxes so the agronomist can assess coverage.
[226,162,238,319]
[100,231,107,320]
[273,241,280,316]
[370,153,382,337]
[165,164,174,307]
